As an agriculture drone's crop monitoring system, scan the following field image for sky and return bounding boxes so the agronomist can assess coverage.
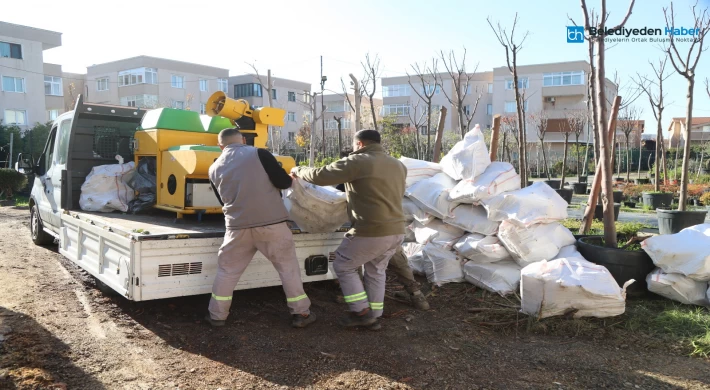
[3,0,710,133]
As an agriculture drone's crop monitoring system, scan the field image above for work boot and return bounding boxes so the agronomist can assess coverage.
[291,312,317,328]
[394,290,431,311]
[338,308,377,328]
[204,314,225,327]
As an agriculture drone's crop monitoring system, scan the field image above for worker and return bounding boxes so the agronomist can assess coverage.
[205,128,316,329]
[291,130,406,329]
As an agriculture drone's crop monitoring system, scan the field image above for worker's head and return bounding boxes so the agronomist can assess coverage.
[218,128,244,149]
[353,130,381,151]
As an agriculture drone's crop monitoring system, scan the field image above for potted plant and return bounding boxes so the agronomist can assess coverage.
[0,169,27,206]
[573,181,588,194]
[700,192,710,207]
[642,191,674,209]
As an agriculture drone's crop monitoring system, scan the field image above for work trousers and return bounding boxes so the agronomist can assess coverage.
[387,246,422,294]
[208,222,311,321]
[334,234,405,318]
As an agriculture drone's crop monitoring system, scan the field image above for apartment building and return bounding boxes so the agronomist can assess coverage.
[229,74,311,145]
[314,93,382,144]
[0,21,62,129]
[667,117,710,148]
[81,56,229,113]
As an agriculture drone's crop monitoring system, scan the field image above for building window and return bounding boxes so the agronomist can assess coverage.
[44,76,63,96]
[218,78,228,93]
[287,112,296,122]
[2,76,25,93]
[325,101,347,113]
[234,83,262,98]
[487,104,493,115]
[543,71,585,87]
[200,79,208,92]
[4,109,27,125]
[304,112,312,123]
[488,83,493,93]
[382,104,410,116]
[171,75,184,89]
[48,109,59,121]
[504,100,528,113]
[0,42,22,59]
[288,91,296,102]
[288,132,295,142]
[505,78,529,90]
[120,95,158,108]
[423,84,441,95]
[419,125,437,135]
[97,78,109,91]
[463,105,471,116]
[325,119,351,130]
[303,93,311,104]
[200,103,207,114]
[271,89,277,100]
[118,68,157,86]
[383,84,411,97]
[172,101,185,110]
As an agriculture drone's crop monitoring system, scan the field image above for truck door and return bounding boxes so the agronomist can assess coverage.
[35,125,58,229]
[37,118,71,229]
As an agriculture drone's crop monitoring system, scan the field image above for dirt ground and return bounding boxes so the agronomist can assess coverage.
[0,206,709,390]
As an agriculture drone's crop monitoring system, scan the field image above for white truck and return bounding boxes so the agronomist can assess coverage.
[25,96,343,301]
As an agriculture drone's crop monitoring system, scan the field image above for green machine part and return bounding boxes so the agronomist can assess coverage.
[138,108,234,133]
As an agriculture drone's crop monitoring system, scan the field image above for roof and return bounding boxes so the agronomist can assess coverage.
[0,21,62,50]
[87,55,228,73]
[670,117,710,126]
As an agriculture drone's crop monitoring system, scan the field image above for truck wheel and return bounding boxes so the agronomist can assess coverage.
[31,204,54,246]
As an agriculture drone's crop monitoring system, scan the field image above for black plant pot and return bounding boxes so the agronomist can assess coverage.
[578,175,588,183]
[635,178,651,185]
[623,201,636,208]
[573,182,588,195]
[656,209,708,235]
[577,236,655,297]
[642,192,673,210]
[527,181,533,187]
[598,191,623,204]
[555,188,573,204]
[544,180,561,190]
[593,203,620,221]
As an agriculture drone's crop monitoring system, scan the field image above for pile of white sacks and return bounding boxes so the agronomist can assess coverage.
[401,125,634,319]
[642,224,710,306]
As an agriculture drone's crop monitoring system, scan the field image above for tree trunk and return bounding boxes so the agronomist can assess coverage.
[673,142,679,183]
[414,121,421,160]
[426,102,432,161]
[588,44,600,167]
[678,80,695,211]
[512,53,527,187]
[583,122,591,176]
[433,107,448,163]
[561,132,570,186]
[637,130,642,181]
[370,96,378,132]
[575,133,581,177]
[655,118,662,191]
[595,37,617,248]
[540,140,551,180]
[626,135,631,182]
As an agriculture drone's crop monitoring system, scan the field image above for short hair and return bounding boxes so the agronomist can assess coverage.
[355,129,381,144]
[218,127,243,145]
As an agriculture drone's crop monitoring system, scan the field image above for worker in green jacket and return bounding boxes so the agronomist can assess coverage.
[292,130,406,329]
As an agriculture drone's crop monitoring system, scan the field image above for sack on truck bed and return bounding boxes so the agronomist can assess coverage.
[409,219,465,248]
[403,243,427,275]
[482,181,568,227]
[422,242,465,286]
[444,204,500,236]
[286,178,348,233]
[454,234,512,263]
[646,268,709,306]
[498,221,576,267]
[439,124,491,181]
[553,245,586,261]
[521,258,633,319]
[400,157,442,188]
[463,260,522,296]
[641,224,710,281]
[448,162,521,205]
[405,173,458,219]
[403,197,434,225]
[80,161,136,213]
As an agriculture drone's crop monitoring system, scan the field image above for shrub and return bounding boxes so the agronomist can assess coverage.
[687,184,706,198]
[0,169,27,199]
[700,192,710,206]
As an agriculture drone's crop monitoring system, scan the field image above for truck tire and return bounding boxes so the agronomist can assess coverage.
[31,204,55,246]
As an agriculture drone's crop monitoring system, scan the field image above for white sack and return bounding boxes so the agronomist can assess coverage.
[454,234,512,263]
[641,224,710,281]
[80,161,136,213]
[448,162,521,205]
[400,157,442,188]
[646,268,709,306]
[553,245,586,261]
[521,258,633,319]
[402,243,427,275]
[285,178,348,233]
[402,197,434,225]
[405,173,458,219]
[409,219,465,248]
[422,242,465,286]
[482,181,568,227]
[498,221,576,267]
[444,204,500,235]
[463,260,521,296]
[439,124,491,181]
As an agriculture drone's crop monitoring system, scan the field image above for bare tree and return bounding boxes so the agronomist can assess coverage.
[664,2,710,211]
[567,109,588,179]
[500,115,519,164]
[361,53,382,132]
[439,48,482,138]
[407,99,427,159]
[247,63,275,150]
[617,106,643,182]
[488,13,530,187]
[342,74,365,132]
[528,110,551,180]
[571,0,636,246]
[407,60,440,160]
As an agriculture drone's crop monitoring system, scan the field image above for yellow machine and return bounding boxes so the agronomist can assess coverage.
[133,91,296,219]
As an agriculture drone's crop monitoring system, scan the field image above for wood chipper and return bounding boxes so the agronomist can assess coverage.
[132,91,296,219]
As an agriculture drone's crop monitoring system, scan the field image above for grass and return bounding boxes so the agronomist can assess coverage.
[560,218,652,237]
[13,195,29,207]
